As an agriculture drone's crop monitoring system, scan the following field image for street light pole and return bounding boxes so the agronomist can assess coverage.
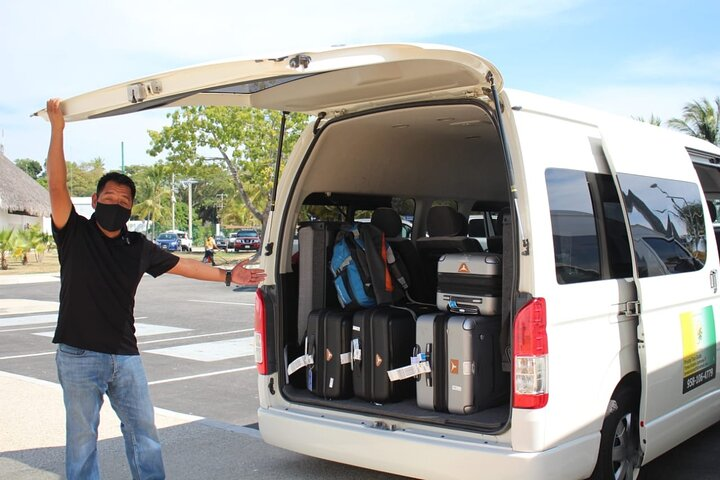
[182,179,198,247]
[171,173,176,231]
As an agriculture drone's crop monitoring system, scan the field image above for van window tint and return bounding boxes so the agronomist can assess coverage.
[546,169,601,284]
[616,174,706,276]
[596,175,634,279]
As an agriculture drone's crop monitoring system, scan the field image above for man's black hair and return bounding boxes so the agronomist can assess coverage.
[96,172,136,200]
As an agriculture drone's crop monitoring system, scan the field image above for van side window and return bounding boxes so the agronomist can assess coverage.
[616,174,706,277]
[545,169,601,284]
[595,174,634,279]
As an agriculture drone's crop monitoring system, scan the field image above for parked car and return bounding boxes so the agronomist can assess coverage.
[155,232,180,251]
[227,232,238,250]
[233,228,261,251]
[214,234,228,251]
[166,230,192,251]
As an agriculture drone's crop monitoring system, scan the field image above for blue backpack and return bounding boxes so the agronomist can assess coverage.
[330,223,394,308]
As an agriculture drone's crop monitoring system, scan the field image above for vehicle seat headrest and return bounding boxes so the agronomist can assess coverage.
[468,218,486,237]
[427,206,466,237]
[371,207,402,238]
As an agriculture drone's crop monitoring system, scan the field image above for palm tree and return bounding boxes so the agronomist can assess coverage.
[667,97,720,146]
[0,229,14,270]
[133,169,171,239]
[632,114,662,126]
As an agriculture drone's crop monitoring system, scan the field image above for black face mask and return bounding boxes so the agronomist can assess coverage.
[95,201,131,232]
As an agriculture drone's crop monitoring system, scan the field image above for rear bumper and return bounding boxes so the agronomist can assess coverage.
[258,407,599,480]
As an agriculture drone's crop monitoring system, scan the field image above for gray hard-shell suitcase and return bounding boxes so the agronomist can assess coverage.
[297,222,345,344]
[436,252,502,315]
[416,313,507,414]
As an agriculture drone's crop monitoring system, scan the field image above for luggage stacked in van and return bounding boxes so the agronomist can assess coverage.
[414,252,507,413]
[289,221,416,402]
[289,218,508,412]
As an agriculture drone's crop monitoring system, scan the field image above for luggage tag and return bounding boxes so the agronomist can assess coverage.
[287,337,314,376]
[350,338,361,370]
[387,354,431,382]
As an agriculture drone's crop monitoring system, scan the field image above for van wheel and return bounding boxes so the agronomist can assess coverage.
[590,389,639,480]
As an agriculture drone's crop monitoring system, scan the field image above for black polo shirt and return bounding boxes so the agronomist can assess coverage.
[52,207,180,355]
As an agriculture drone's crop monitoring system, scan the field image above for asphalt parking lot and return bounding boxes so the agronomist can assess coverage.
[1,271,719,479]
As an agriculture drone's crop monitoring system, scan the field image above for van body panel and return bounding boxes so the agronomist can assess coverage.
[600,122,720,462]
[258,407,599,480]
[35,44,502,121]
[508,105,640,452]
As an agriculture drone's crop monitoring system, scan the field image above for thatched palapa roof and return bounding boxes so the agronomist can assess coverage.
[0,151,51,217]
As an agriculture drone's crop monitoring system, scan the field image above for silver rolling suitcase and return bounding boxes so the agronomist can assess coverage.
[416,313,507,414]
[436,252,501,315]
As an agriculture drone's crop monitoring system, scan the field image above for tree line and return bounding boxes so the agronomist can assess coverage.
[12,97,719,243]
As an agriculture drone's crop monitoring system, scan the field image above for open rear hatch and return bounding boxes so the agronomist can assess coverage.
[34,44,502,120]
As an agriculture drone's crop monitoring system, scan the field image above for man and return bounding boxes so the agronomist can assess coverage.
[46,98,265,480]
[203,235,217,265]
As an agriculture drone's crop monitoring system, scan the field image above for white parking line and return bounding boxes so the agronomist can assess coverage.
[187,300,255,306]
[0,325,56,333]
[0,313,58,328]
[0,351,55,361]
[138,329,252,346]
[146,338,254,362]
[148,366,256,385]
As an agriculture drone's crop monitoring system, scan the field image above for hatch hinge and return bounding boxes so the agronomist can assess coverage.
[313,112,327,135]
[620,301,641,317]
[127,80,162,104]
[465,89,482,99]
[288,54,312,70]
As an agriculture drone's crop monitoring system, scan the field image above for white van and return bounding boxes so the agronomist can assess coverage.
[44,44,720,480]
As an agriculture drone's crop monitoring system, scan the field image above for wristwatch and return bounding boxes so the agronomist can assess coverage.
[225,269,232,287]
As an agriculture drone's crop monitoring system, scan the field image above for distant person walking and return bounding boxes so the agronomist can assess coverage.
[45,98,265,480]
[203,235,217,265]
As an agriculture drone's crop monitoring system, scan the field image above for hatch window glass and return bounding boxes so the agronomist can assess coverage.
[616,173,706,277]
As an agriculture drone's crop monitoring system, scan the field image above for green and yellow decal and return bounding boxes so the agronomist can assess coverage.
[681,305,717,393]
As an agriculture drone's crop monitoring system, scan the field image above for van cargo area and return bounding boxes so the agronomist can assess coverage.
[276,100,514,432]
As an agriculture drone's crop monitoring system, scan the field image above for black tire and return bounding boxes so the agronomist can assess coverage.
[590,389,639,480]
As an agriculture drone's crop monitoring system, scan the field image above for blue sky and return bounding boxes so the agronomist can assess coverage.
[1,0,718,171]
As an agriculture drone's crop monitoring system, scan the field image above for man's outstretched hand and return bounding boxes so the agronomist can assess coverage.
[230,258,266,286]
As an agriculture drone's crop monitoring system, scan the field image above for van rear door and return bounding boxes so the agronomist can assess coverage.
[601,120,720,464]
[34,44,502,121]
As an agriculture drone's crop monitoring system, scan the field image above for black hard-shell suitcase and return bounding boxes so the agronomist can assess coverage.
[416,313,508,413]
[436,252,502,315]
[305,309,354,399]
[297,222,345,343]
[351,307,416,403]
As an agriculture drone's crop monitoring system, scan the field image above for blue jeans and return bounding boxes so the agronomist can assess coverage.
[56,344,165,480]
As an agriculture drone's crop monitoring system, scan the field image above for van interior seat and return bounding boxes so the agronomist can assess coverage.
[370,207,433,303]
[416,205,483,293]
[468,218,486,238]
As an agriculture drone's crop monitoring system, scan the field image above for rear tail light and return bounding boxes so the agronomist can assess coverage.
[254,289,268,375]
[513,297,549,409]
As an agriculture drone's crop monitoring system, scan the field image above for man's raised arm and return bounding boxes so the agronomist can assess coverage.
[46,98,72,229]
